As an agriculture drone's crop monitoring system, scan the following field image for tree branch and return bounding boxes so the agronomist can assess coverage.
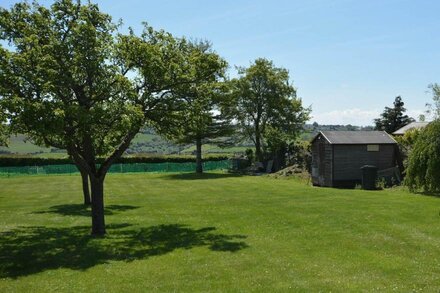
[67,143,93,175]
[98,126,141,177]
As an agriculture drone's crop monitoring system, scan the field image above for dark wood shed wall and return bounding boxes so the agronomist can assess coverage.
[311,134,333,186]
[332,144,395,181]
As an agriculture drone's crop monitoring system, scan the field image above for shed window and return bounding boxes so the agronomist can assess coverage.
[367,145,379,152]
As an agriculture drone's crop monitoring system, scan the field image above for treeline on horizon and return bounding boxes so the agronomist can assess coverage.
[0,123,375,157]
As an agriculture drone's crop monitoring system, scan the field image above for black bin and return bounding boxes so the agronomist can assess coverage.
[361,165,377,190]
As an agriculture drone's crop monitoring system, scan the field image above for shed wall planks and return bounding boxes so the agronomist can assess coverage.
[311,131,397,187]
[332,144,395,181]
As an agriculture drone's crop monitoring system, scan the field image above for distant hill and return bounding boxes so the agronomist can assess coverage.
[301,123,374,141]
[0,128,252,157]
[0,134,56,157]
[0,124,373,157]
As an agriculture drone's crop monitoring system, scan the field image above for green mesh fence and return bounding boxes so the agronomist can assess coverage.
[0,160,232,176]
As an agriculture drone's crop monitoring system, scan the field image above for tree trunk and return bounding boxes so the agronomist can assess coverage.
[80,169,91,205]
[196,138,203,174]
[255,132,263,162]
[90,176,106,236]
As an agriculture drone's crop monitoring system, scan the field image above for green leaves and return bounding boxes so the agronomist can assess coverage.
[0,0,233,177]
[231,58,310,159]
[1,0,120,154]
[159,42,232,146]
[426,83,440,119]
[405,120,440,193]
[374,96,414,133]
[0,103,8,146]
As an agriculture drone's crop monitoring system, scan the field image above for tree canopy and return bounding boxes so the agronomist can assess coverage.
[0,111,7,146]
[405,120,440,193]
[374,96,414,133]
[425,83,440,120]
[0,0,225,235]
[170,83,233,173]
[160,41,233,173]
[231,58,310,162]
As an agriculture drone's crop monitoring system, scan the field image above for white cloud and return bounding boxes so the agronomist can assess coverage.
[407,109,427,121]
[312,108,425,126]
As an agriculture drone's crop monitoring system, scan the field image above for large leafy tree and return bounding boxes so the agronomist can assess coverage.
[171,83,234,173]
[405,120,440,193]
[374,96,414,133]
[0,0,225,235]
[167,43,233,173]
[231,58,310,162]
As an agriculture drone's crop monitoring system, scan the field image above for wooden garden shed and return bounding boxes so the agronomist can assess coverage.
[311,131,398,187]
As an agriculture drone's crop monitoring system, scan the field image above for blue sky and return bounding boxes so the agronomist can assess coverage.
[3,0,440,125]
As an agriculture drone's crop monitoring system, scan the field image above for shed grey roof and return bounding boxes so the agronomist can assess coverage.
[314,131,397,144]
[392,122,430,135]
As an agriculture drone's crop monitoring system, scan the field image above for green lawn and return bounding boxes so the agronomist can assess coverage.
[0,173,439,292]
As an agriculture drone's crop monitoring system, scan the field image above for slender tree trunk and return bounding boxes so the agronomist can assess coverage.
[255,132,263,162]
[196,138,203,174]
[80,169,91,205]
[90,175,106,236]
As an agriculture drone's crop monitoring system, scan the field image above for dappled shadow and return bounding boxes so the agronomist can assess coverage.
[0,223,248,278]
[34,204,139,217]
[163,172,242,180]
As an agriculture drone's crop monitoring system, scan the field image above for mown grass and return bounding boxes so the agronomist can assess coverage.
[0,173,439,292]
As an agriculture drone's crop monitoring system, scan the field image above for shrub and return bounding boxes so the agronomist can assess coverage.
[405,120,440,193]
[244,148,254,163]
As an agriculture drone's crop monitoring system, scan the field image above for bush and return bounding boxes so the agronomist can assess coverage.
[244,148,254,163]
[394,128,422,169]
[405,120,440,193]
[286,141,311,171]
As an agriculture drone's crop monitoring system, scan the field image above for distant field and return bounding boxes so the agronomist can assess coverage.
[0,173,439,291]
[130,133,158,144]
[0,124,371,157]
[0,134,54,155]
[32,152,69,158]
[180,144,251,154]
[1,133,250,157]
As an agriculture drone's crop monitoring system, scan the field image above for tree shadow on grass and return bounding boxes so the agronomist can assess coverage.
[0,223,248,278]
[163,172,242,180]
[33,204,139,217]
